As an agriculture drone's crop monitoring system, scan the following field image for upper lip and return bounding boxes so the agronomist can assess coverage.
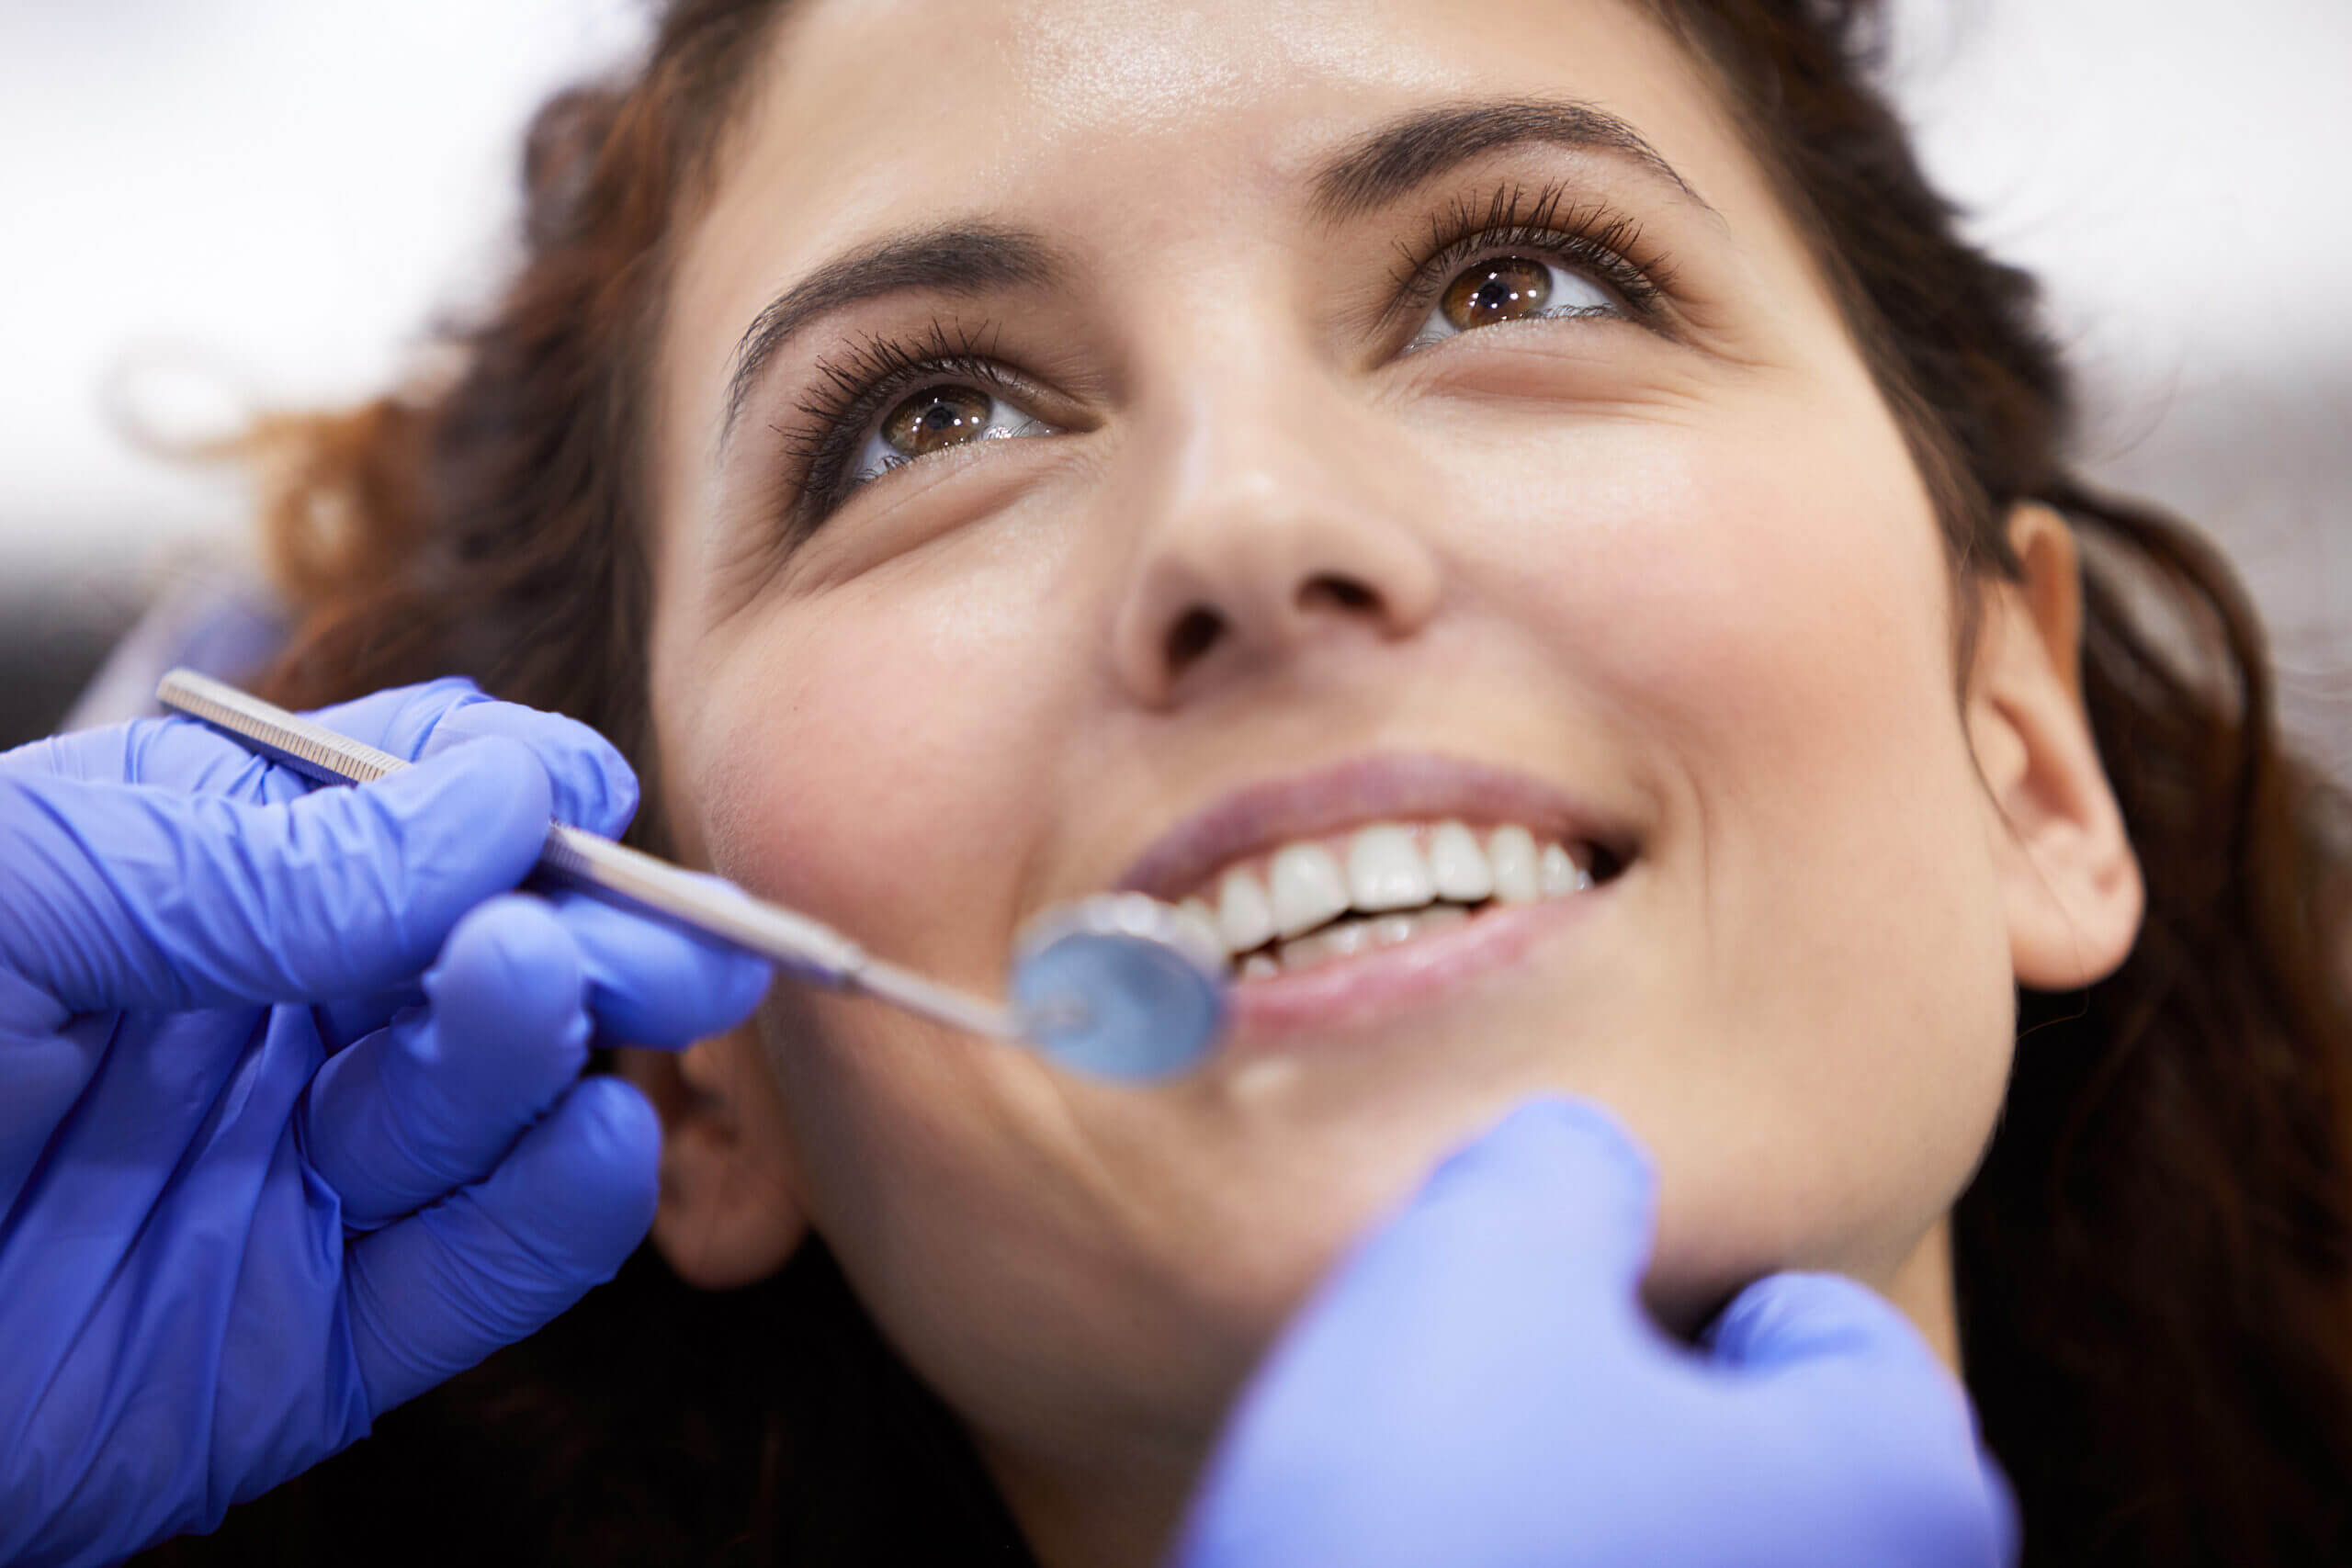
[1113,751,1639,906]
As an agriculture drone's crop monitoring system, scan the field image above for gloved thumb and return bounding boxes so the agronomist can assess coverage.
[1702,1271,2020,1568]
[0,737,554,1022]
[1704,1269,1945,1379]
[1363,1097,1659,1324]
[1227,1098,1657,1427]
[1282,1097,1661,1388]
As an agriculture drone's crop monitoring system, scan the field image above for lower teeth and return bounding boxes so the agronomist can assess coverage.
[1270,903,1472,975]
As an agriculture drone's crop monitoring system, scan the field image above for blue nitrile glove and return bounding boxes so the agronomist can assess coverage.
[0,680,772,1568]
[1177,1099,2018,1568]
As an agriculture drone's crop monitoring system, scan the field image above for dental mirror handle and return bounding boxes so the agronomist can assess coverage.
[153,668,1023,1041]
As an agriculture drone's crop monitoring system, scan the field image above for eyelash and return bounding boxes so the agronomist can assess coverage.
[781,180,1674,519]
[780,320,1031,519]
[1387,180,1672,336]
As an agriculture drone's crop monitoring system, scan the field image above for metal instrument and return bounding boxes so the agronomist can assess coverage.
[156,669,1229,1078]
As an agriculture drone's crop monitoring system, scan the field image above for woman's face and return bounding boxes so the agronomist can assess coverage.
[645,0,2030,1527]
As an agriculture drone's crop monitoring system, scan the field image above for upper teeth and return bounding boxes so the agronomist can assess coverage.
[1174,819,1594,961]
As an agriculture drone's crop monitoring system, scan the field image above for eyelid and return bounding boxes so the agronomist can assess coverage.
[1381,181,1676,344]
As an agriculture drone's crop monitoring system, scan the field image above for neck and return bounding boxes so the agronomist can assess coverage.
[1881,1214,1963,1373]
[980,1424,1208,1568]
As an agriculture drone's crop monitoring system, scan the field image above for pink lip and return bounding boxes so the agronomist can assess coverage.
[1223,882,1615,1046]
[1113,751,1638,905]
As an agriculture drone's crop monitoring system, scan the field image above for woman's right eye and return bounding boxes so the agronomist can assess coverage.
[846,381,1054,491]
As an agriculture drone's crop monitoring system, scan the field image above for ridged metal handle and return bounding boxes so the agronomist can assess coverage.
[157,669,409,785]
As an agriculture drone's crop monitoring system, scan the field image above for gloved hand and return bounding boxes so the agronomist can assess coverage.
[0,679,771,1568]
[1176,1099,2018,1568]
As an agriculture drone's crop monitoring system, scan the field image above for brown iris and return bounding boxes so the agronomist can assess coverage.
[882,384,993,458]
[1440,256,1553,332]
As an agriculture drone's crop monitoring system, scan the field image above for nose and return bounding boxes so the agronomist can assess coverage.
[1107,373,1442,707]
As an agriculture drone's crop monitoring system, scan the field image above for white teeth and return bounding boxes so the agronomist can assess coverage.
[1216,868,1276,953]
[1206,821,1610,976]
[1539,840,1590,897]
[1427,819,1494,902]
[1346,824,1435,912]
[1176,898,1229,965]
[1488,825,1540,904]
[1269,842,1351,938]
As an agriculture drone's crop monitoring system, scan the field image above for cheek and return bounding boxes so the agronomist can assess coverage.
[1442,392,2015,1281]
[668,545,1081,987]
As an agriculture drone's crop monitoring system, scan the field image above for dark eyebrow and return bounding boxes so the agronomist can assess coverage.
[1309,97,1713,225]
[718,223,1064,451]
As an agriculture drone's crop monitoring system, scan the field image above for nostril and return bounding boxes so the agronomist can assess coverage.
[1164,606,1225,676]
[1300,573,1377,613]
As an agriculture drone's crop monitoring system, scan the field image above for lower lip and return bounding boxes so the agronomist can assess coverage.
[1218,877,1619,1051]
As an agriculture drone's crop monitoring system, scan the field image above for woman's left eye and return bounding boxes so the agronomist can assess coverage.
[850,382,1054,489]
[1404,254,1623,353]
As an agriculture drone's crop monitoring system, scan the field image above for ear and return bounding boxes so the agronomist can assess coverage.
[616,1026,808,1289]
[1966,503,2145,989]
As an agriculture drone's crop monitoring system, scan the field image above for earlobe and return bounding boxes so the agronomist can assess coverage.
[616,1029,808,1289]
[1967,505,2145,991]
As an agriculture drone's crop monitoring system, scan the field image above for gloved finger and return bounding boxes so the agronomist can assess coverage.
[276,681,637,835]
[1354,1097,1659,1325]
[1704,1272,2018,1567]
[304,885,765,1226]
[0,1028,106,1206]
[296,677,491,760]
[418,702,636,838]
[313,981,429,1055]
[550,887,773,1048]
[0,737,551,1022]
[302,896,592,1231]
[310,878,772,1055]
[5,715,282,802]
[1703,1269,1953,1382]
[345,1076,659,1416]
[237,677,635,835]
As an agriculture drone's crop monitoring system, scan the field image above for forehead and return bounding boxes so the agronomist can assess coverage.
[711,0,1724,223]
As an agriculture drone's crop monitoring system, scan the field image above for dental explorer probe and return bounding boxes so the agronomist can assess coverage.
[155,669,1229,1080]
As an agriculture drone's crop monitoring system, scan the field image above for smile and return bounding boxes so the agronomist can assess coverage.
[1176,820,1614,978]
[1111,752,1640,1042]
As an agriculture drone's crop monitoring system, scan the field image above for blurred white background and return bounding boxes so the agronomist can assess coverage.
[0,0,2346,765]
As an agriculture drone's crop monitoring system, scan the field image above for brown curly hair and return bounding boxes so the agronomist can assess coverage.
[150,2,2352,1563]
